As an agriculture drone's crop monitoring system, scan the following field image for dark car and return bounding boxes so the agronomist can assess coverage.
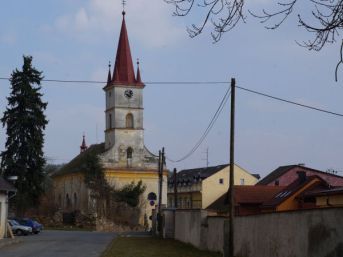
[16,218,43,234]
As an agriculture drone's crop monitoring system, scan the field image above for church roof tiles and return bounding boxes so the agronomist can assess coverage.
[52,143,105,177]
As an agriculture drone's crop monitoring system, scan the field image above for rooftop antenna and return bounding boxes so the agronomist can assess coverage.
[201,147,209,167]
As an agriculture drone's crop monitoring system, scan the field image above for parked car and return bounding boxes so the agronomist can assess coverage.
[8,219,32,236]
[16,218,43,234]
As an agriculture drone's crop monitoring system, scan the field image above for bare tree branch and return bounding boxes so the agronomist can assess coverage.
[249,0,297,30]
[335,40,343,81]
[165,0,343,80]
[165,0,245,41]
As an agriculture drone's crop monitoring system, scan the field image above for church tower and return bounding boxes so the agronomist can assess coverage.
[102,11,156,169]
[52,9,167,228]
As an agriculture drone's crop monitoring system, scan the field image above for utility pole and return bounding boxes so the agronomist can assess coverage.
[158,147,164,214]
[173,168,178,208]
[157,150,161,234]
[229,78,236,257]
[158,147,165,235]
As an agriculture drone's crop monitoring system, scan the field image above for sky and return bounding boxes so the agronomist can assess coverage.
[0,0,342,178]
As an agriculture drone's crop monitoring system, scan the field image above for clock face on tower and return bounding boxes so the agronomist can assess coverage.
[124,89,133,99]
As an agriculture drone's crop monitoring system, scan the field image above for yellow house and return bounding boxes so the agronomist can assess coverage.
[167,164,259,209]
[305,187,343,208]
[52,10,168,227]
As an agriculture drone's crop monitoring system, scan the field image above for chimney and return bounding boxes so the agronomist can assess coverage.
[297,171,307,183]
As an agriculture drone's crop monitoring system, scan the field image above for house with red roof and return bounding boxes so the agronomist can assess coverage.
[261,173,330,212]
[207,171,332,215]
[207,185,285,216]
[257,164,343,187]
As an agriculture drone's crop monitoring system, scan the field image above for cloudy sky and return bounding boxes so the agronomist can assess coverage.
[1,0,342,178]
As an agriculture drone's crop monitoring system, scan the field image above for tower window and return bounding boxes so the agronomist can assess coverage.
[126,113,134,128]
[127,147,133,159]
[127,147,133,168]
[109,114,112,129]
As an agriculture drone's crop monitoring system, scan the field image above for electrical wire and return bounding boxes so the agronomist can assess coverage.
[167,86,231,163]
[1,76,342,117]
[236,85,343,118]
[2,75,343,163]
[0,77,229,85]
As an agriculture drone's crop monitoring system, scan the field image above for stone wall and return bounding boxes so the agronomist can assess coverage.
[204,216,226,252]
[230,208,343,257]
[164,208,343,257]
[172,209,225,253]
[162,209,175,238]
[174,209,208,247]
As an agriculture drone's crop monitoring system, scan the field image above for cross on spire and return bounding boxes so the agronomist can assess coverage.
[122,0,126,13]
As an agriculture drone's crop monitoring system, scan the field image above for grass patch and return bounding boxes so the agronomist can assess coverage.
[102,237,222,257]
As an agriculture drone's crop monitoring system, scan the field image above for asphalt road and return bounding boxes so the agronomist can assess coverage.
[0,230,116,257]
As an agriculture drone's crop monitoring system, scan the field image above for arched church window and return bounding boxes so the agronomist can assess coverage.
[74,193,77,209]
[126,113,134,128]
[127,147,133,159]
[109,114,112,129]
[66,193,71,209]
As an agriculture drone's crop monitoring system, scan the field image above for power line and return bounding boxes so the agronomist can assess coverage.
[1,74,341,118]
[2,75,343,163]
[0,77,229,85]
[236,85,343,118]
[1,75,341,117]
[167,86,231,163]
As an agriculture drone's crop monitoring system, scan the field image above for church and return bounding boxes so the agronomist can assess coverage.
[52,10,168,227]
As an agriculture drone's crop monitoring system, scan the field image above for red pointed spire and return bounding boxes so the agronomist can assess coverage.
[107,62,112,85]
[80,134,88,153]
[112,12,136,85]
[136,59,142,84]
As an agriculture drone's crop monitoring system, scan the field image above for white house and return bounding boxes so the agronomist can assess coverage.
[0,177,16,239]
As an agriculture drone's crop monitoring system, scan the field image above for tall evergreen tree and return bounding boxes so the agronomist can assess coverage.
[1,56,48,215]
